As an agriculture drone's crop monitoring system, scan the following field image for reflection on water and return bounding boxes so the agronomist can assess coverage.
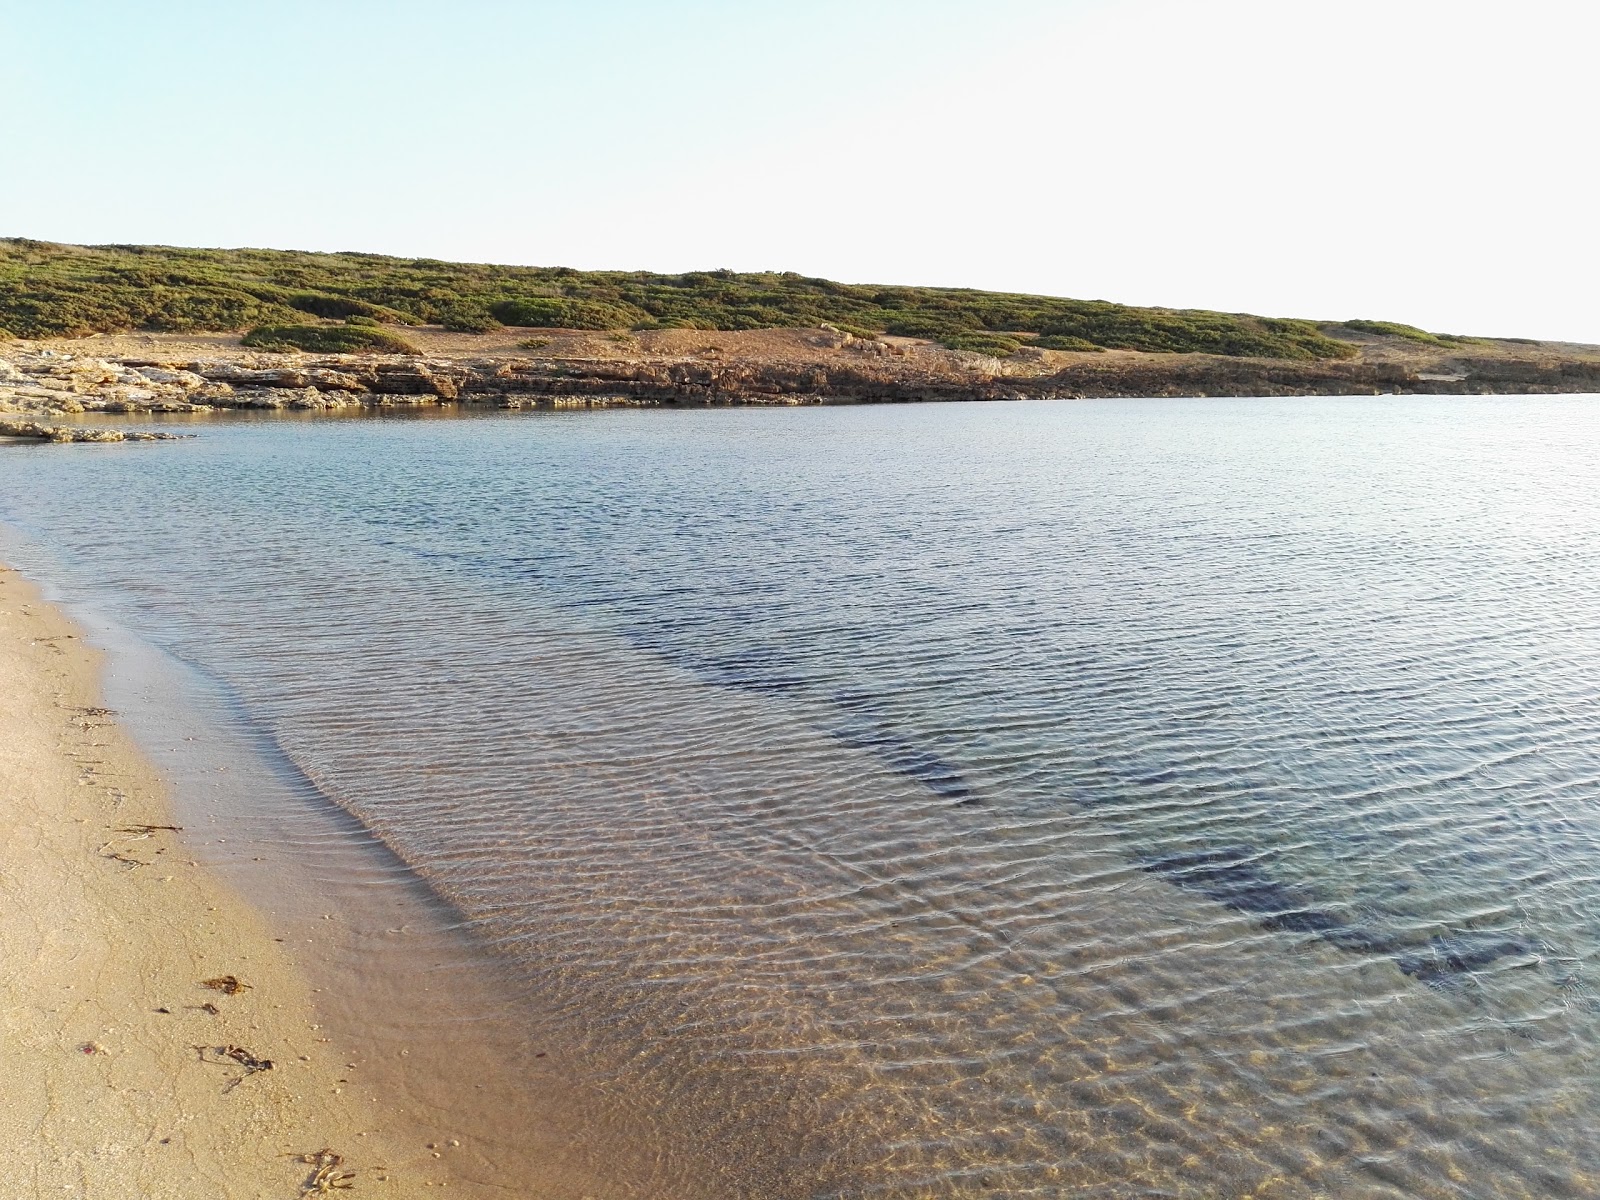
[4,396,1600,1197]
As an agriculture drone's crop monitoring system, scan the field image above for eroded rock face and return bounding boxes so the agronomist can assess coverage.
[7,336,1600,423]
[1,351,219,417]
[133,366,210,390]
[198,364,367,392]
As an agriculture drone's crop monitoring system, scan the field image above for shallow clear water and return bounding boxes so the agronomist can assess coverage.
[5,396,1600,1197]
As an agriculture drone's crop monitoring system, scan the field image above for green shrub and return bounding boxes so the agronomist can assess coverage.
[884,313,970,339]
[940,332,1023,357]
[0,237,1380,359]
[1337,321,1452,345]
[439,307,502,333]
[288,292,401,322]
[489,297,566,327]
[241,323,418,354]
[490,296,639,329]
[645,316,716,330]
[1034,309,1355,360]
[832,323,881,340]
[1034,334,1104,352]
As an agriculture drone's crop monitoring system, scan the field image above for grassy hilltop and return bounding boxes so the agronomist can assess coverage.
[0,237,1463,361]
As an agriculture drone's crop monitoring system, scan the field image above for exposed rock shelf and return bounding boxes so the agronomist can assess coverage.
[0,417,189,443]
[5,325,1600,426]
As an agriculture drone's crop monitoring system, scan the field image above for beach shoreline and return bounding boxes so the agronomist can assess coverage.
[1,537,721,1200]
[0,569,451,1196]
[0,564,495,1198]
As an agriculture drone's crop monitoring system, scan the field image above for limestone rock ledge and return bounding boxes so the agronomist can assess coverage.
[0,417,189,443]
[5,336,1600,425]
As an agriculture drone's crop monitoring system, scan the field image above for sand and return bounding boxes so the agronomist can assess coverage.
[0,565,443,1198]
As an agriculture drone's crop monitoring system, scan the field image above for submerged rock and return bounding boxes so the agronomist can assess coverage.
[1141,844,1540,985]
[1396,935,1537,984]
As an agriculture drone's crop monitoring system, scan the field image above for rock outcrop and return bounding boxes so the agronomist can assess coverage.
[6,336,1600,429]
[0,417,188,443]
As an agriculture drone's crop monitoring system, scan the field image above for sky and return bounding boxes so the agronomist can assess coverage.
[6,0,1597,341]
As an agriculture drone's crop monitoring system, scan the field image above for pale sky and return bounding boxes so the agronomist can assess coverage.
[7,0,1597,342]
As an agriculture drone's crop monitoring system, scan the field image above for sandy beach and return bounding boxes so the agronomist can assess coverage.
[0,564,444,1198]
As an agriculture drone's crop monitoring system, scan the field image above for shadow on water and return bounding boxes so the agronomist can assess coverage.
[826,719,979,803]
[629,631,987,804]
[379,530,1556,987]
[1140,844,1541,986]
[367,535,990,805]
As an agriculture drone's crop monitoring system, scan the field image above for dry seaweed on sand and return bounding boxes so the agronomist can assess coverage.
[200,974,252,995]
[195,1043,274,1092]
[64,704,115,718]
[97,823,180,868]
[96,840,148,869]
[286,1147,359,1194]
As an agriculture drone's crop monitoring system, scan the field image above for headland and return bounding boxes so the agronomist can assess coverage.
[3,238,1599,439]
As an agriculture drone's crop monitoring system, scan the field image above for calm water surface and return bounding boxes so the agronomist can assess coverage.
[4,396,1600,1197]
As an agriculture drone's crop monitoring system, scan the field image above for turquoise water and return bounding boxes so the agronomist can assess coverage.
[4,396,1600,1197]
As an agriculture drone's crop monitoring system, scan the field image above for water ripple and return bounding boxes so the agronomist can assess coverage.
[5,396,1600,1197]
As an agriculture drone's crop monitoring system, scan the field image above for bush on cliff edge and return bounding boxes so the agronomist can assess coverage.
[241,323,419,355]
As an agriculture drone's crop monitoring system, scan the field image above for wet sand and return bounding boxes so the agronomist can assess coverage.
[0,564,452,1198]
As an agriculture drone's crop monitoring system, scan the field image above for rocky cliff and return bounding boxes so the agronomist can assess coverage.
[4,328,1600,435]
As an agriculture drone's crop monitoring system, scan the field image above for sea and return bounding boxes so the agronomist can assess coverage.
[3,395,1599,1198]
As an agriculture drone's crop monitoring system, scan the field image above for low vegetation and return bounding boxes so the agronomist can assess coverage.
[240,322,419,354]
[939,332,1024,357]
[1,236,1374,359]
[1339,320,1478,347]
[1034,334,1104,352]
[437,307,502,333]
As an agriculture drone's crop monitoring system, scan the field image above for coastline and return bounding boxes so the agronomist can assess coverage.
[3,324,1600,441]
[0,564,452,1198]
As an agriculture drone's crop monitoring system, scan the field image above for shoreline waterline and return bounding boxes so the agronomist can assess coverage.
[0,562,430,1195]
[0,553,659,1199]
